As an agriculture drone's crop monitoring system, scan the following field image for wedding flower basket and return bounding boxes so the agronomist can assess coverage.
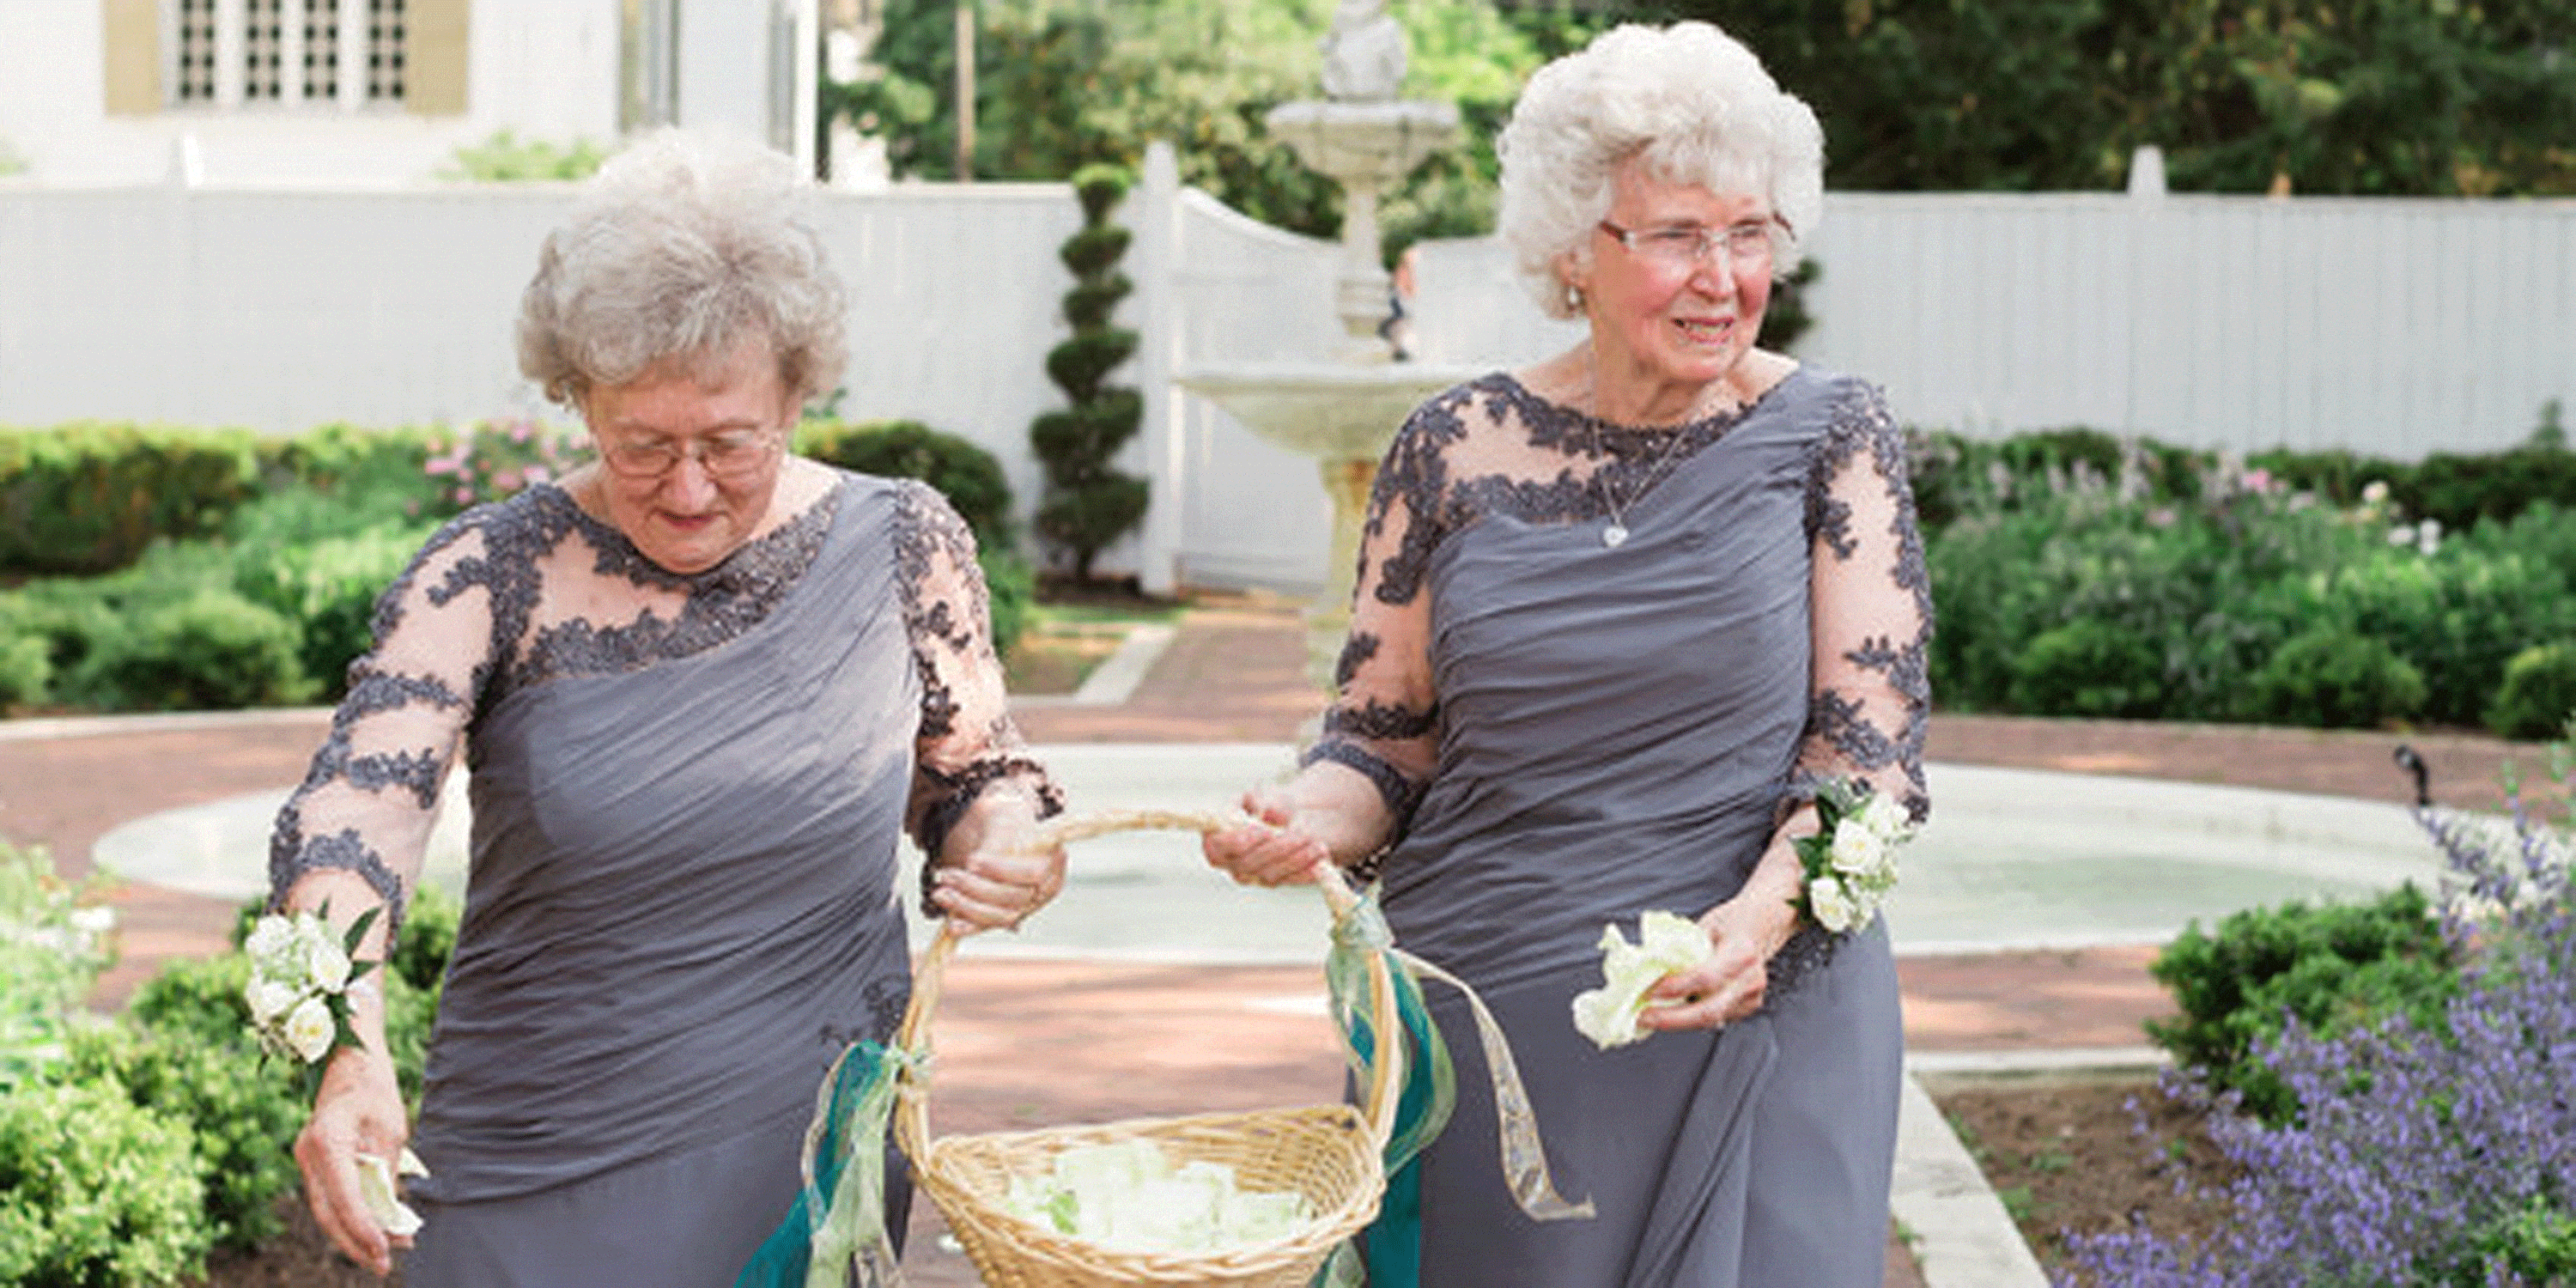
[891,809,1403,1288]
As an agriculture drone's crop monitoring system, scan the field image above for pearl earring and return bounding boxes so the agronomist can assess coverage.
[1564,282,1583,312]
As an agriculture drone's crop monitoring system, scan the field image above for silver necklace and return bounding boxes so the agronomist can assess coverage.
[1593,425,1696,548]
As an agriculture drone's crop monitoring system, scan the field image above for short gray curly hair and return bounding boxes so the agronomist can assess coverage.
[518,130,848,409]
[1496,21,1826,321]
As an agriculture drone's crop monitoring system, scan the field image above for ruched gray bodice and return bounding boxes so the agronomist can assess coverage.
[417,479,917,1201]
[1385,393,1817,993]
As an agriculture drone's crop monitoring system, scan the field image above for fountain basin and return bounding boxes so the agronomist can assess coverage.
[1263,100,1461,185]
[1176,362,1479,461]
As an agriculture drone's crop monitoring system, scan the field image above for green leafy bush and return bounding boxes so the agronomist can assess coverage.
[0,632,48,711]
[0,841,114,1088]
[439,128,611,182]
[233,522,433,700]
[2243,627,2428,729]
[2488,641,2576,741]
[2008,617,2167,718]
[795,418,1016,550]
[0,1078,212,1287]
[2144,883,2459,1125]
[64,1020,304,1253]
[0,423,259,575]
[81,587,313,711]
[981,549,1035,659]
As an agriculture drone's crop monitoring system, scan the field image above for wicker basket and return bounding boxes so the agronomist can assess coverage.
[893,809,1400,1287]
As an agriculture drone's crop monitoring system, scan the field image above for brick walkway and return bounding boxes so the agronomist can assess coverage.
[2,597,2549,1285]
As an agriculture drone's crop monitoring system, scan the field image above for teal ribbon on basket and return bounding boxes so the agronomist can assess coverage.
[737,1038,916,1288]
[1317,880,1595,1287]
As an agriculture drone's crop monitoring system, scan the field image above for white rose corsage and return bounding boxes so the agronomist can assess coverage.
[1791,779,1913,934]
[243,904,379,1078]
[243,904,431,1234]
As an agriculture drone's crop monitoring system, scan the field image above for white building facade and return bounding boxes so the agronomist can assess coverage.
[0,0,817,187]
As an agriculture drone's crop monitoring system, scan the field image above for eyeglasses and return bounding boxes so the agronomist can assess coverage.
[1596,218,1784,269]
[595,428,783,481]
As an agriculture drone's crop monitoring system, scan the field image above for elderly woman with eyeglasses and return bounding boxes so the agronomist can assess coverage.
[266,132,1063,1285]
[1203,22,1930,1285]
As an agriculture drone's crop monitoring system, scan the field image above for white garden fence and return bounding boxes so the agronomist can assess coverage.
[0,144,2568,594]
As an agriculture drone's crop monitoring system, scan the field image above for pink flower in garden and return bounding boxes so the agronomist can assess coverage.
[523,465,553,485]
[494,469,522,493]
[2243,468,2274,494]
[508,420,532,443]
[453,487,474,505]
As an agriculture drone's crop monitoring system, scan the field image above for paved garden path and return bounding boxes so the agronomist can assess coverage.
[0,592,2549,1287]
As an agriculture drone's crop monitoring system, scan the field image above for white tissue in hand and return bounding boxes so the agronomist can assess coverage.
[356,1148,428,1237]
[1570,910,1710,1049]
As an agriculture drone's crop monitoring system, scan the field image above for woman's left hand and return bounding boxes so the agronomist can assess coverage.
[1637,893,1799,1033]
[931,791,1066,933]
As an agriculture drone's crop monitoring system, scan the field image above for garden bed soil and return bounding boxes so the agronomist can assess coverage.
[1931,1072,2238,1281]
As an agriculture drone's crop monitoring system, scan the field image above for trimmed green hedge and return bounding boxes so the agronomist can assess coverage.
[0,424,258,575]
[0,416,1030,714]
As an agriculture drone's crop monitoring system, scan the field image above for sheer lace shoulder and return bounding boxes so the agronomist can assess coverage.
[1309,374,1773,860]
[1792,375,1934,823]
[890,480,1063,909]
[267,479,848,938]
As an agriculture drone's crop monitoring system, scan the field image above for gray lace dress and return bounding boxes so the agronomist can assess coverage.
[1313,367,1931,1286]
[264,469,1058,1287]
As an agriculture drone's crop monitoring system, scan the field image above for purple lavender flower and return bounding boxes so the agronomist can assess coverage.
[2060,747,2576,1287]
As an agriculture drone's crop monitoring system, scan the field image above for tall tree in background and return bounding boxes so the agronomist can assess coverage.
[1620,0,2573,196]
[835,0,1611,258]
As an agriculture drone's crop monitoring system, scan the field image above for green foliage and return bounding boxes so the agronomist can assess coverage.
[981,549,1036,659]
[64,1019,304,1254]
[2451,1196,2576,1287]
[1754,256,1820,354]
[1923,424,2576,730]
[850,0,1583,255]
[0,841,113,1089]
[2244,627,2428,730]
[2145,883,2460,1125]
[1042,330,1141,405]
[439,128,611,182]
[794,418,1018,551]
[82,587,313,712]
[0,633,49,711]
[2008,618,2166,719]
[2489,641,2576,741]
[1635,0,2576,197]
[392,880,462,993]
[233,522,434,701]
[0,422,259,575]
[1031,162,1150,582]
[0,1078,212,1287]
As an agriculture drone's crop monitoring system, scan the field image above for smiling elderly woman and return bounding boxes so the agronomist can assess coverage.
[1202,22,1932,1286]
[267,131,1064,1286]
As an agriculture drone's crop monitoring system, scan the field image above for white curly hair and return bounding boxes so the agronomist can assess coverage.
[517,130,848,409]
[1495,21,1826,321]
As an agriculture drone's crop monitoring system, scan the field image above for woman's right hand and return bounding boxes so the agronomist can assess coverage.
[1201,786,1336,887]
[294,1041,414,1276]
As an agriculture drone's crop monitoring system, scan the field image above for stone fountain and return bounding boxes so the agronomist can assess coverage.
[1175,0,1475,684]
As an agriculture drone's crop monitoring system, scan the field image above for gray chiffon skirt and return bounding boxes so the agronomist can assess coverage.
[403,1101,912,1287]
[1409,922,1902,1287]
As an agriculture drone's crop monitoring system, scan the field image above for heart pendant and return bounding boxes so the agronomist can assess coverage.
[1601,523,1629,548]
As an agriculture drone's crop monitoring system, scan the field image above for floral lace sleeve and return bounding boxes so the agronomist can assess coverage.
[895,483,1064,903]
[266,518,497,941]
[1795,380,1934,823]
[1305,410,1454,849]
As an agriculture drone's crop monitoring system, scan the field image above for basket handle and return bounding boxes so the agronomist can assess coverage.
[892,808,1403,1163]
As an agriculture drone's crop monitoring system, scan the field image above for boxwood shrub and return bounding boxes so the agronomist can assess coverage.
[0,1078,212,1286]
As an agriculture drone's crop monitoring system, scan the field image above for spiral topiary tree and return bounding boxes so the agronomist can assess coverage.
[1030,164,1148,585]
